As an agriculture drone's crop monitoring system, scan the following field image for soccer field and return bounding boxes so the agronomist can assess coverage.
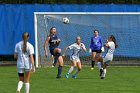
[0,66,140,93]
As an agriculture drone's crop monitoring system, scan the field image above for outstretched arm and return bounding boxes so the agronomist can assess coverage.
[57,38,61,45]
[104,40,109,48]
[63,44,74,56]
[63,47,69,56]
[44,36,50,57]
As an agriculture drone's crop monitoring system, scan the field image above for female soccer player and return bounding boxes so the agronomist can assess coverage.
[44,27,64,78]
[14,32,35,93]
[63,36,86,78]
[89,30,103,70]
[97,35,118,79]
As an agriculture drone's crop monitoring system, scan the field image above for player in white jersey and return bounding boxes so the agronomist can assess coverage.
[97,35,118,79]
[63,36,86,78]
[14,32,35,93]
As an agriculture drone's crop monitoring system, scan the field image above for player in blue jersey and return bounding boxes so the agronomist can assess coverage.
[63,36,86,78]
[44,27,64,78]
[89,30,103,70]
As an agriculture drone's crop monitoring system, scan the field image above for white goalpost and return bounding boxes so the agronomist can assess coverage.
[34,12,140,68]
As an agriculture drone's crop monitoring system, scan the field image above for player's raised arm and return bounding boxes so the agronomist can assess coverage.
[57,38,61,45]
[44,36,50,57]
[81,43,87,52]
[104,40,110,48]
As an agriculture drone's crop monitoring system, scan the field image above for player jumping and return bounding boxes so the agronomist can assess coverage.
[97,35,118,79]
[44,27,64,78]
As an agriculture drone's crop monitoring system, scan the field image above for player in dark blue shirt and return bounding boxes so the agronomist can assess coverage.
[89,30,103,70]
[44,27,63,78]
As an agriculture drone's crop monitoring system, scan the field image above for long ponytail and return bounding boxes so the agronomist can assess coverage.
[110,35,118,48]
[22,32,29,53]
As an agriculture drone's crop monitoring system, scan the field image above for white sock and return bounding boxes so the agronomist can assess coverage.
[97,62,102,70]
[24,83,30,93]
[68,66,74,74]
[74,69,80,76]
[17,81,23,92]
[102,69,107,77]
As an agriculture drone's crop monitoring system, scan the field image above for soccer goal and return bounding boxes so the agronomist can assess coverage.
[34,12,140,68]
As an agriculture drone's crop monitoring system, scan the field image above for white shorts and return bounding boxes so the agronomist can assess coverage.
[103,55,113,65]
[70,56,80,62]
[17,61,32,70]
[17,68,31,73]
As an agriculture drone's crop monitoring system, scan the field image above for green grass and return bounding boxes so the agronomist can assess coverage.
[0,66,140,93]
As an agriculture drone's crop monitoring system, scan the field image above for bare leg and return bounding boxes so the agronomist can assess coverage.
[53,48,62,66]
[72,62,82,78]
[68,60,77,74]
[91,52,96,69]
[66,60,77,78]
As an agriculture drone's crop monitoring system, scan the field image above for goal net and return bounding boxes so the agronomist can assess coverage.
[34,12,140,67]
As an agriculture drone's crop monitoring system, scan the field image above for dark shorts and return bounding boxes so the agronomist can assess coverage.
[92,50,102,53]
[18,73,24,77]
[50,49,55,56]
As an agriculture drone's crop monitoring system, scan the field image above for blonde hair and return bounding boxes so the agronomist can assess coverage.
[76,36,81,40]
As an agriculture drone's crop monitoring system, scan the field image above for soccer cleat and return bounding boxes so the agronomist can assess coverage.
[51,65,54,68]
[101,77,104,79]
[53,63,56,67]
[16,90,20,93]
[65,73,70,78]
[100,69,103,76]
[72,75,76,79]
[56,76,61,79]
[91,67,94,70]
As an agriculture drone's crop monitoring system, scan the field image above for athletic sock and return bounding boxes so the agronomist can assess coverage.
[97,62,102,69]
[24,83,30,93]
[68,66,74,74]
[17,81,23,92]
[98,62,103,76]
[73,69,80,76]
[57,65,62,77]
[54,52,61,66]
[53,57,58,66]
[102,69,107,77]
[91,60,95,68]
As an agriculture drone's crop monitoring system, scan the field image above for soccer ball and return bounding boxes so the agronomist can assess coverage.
[63,17,69,24]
